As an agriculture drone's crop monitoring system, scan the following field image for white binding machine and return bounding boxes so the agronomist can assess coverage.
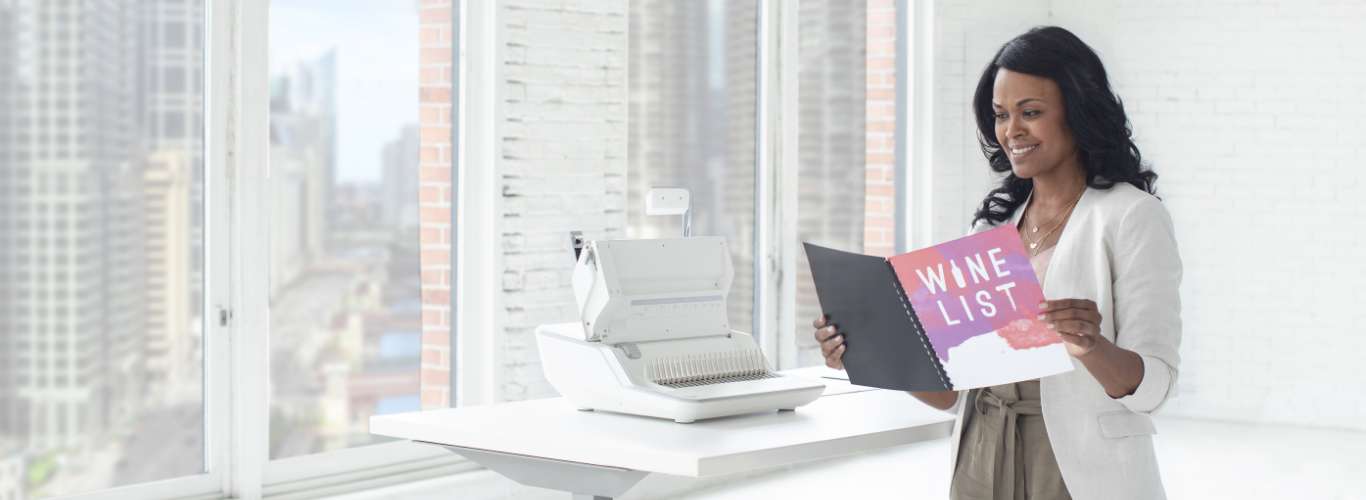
[536,189,825,423]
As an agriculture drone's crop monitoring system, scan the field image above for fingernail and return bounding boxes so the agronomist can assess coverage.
[1037,302,1046,309]
[1036,314,1045,320]
[1046,323,1056,329]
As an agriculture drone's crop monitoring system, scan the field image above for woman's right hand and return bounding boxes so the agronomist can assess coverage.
[814,314,959,411]
[813,314,846,370]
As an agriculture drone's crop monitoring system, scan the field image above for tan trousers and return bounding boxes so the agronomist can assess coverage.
[950,380,1072,500]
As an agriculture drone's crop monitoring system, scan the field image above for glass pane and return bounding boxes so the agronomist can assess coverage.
[268,1,421,459]
[0,1,207,497]
[795,0,873,367]
[627,0,759,336]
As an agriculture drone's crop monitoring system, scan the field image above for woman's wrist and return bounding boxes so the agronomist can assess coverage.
[1076,339,1143,398]
[1074,334,1113,362]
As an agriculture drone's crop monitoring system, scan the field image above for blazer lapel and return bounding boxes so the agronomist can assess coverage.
[1011,185,1094,296]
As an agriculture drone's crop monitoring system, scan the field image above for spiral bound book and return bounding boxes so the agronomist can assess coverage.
[804,225,1073,392]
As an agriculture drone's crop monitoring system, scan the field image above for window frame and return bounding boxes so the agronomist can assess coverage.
[46,0,229,498]
[453,0,501,409]
[235,0,462,494]
[757,0,804,370]
[38,0,908,497]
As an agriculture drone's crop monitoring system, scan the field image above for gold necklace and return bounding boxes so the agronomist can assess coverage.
[1022,187,1084,254]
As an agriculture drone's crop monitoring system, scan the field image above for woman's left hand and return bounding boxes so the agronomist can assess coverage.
[1039,298,1109,358]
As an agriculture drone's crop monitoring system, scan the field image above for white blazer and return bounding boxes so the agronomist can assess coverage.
[944,182,1183,500]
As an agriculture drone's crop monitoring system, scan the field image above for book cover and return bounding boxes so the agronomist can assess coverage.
[804,225,1073,391]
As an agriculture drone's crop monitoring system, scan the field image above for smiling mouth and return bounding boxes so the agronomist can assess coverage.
[1009,144,1038,157]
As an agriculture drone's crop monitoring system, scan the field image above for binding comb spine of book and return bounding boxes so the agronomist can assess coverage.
[646,350,777,388]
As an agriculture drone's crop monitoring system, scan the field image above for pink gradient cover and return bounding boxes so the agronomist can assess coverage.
[889,225,1068,386]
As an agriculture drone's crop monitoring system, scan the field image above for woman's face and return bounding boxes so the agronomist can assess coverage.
[991,68,1078,179]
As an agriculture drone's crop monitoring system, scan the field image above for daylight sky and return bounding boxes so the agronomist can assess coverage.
[269,0,420,184]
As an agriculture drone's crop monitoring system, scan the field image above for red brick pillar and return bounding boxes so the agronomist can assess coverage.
[864,0,898,257]
[418,0,454,410]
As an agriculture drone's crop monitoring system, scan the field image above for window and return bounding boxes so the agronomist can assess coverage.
[267,0,421,460]
[163,110,185,139]
[0,1,208,498]
[165,66,186,94]
[164,21,186,48]
[626,1,759,338]
[0,1,902,498]
[792,0,895,367]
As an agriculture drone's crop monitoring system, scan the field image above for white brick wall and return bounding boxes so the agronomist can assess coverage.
[932,0,1366,430]
[498,0,627,401]
[484,0,1366,426]
[926,0,1052,244]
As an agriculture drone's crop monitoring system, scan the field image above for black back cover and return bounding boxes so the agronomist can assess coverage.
[803,242,950,392]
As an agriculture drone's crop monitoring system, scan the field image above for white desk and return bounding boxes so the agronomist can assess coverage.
[370,375,953,499]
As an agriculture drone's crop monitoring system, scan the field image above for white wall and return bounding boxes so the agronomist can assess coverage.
[925,0,1052,244]
[489,0,1366,426]
[930,0,1366,430]
[497,0,628,401]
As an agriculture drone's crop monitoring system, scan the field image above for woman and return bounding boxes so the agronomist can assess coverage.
[813,26,1181,500]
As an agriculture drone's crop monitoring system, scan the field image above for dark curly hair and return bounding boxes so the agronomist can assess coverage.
[971,26,1158,228]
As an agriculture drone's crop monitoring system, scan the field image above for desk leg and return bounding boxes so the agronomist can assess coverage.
[429,443,647,499]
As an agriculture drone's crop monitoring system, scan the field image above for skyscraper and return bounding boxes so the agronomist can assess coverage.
[795,0,867,366]
[722,0,759,336]
[142,152,193,400]
[0,0,146,451]
[381,125,420,231]
[271,51,338,262]
[627,0,757,334]
[138,1,206,401]
[0,0,19,442]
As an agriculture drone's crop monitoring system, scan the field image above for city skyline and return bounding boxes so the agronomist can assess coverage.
[270,0,418,184]
[0,0,209,496]
[0,1,425,496]
[1,0,876,496]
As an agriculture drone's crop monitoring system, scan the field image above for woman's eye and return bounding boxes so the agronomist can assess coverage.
[1023,109,1041,118]
[993,112,1008,121]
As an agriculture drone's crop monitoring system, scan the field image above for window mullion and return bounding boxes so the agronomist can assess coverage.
[454,0,502,408]
[205,0,237,497]
[227,0,272,498]
[756,0,800,370]
[905,0,935,251]
[755,0,778,364]
[775,0,801,371]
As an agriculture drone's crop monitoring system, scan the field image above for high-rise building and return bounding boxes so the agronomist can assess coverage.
[627,0,706,240]
[722,1,759,336]
[627,1,757,333]
[0,0,19,442]
[271,51,338,261]
[138,1,206,387]
[142,151,193,400]
[268,146,312,298]
[625,1,868,356]
[0,0,146,451]
[380,125,420,230]
[795,0,867,366]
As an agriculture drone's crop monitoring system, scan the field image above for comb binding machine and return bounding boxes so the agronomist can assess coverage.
[536,190,825,423]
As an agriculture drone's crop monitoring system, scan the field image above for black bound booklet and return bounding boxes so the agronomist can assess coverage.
[804,243,951,391]
[803,227,1072,392]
